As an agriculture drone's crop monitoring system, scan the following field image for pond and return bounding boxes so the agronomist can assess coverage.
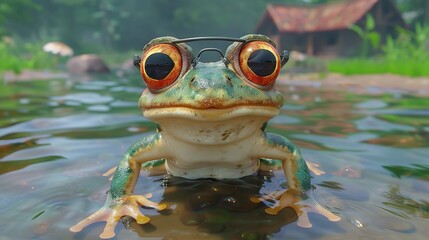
[0,74,428,240]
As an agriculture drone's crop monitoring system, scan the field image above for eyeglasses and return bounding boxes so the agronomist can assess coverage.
[134,35,290,92]
[133,36,289,69]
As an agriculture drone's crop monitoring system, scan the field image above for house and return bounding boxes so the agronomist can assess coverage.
[255,0,406,58]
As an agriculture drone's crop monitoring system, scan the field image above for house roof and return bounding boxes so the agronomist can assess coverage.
[261,0,380,33]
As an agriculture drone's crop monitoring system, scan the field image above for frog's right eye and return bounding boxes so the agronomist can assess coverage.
[140,44,182,92]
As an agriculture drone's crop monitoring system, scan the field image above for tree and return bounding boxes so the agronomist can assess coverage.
[394,0,429,24]
[0,0,38,36]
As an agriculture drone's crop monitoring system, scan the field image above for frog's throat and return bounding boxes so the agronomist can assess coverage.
[143,106,279,121]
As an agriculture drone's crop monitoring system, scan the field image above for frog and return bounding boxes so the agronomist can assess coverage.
[69,34,340,239]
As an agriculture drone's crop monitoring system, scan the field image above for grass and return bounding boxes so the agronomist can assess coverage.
[327,58,429,77]
[0,41,57,73]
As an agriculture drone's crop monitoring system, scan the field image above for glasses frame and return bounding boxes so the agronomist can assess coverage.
[133,36,289,70]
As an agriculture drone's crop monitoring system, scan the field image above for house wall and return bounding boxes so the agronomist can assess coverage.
[338,30,362,57]
[278,33,307,54]
[275,30,361,58]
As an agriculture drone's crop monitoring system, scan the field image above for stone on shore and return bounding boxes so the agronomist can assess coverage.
[66,54,110,74]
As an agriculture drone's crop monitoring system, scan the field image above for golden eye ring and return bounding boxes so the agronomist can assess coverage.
[238,41,280,87]
[140,44,183,92]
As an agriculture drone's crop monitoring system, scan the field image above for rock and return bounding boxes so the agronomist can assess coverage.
[66,54,110,74]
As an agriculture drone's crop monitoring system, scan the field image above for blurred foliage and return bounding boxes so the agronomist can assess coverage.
[395,0,429,24]
[0,40,57,73]
[383,23,429,61]
[3,0,292,52]
[328,24,429,76]
[0,0,37,35]
[0,0,428,73]
[1,0,425,52]
[349,15,381,57]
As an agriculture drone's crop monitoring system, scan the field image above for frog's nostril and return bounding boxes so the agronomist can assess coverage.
[225,76,233,87]
[190,77,195,83]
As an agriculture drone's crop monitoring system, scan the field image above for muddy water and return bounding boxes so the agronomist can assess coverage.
[0,75,428,240]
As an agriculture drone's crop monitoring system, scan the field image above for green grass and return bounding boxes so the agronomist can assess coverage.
[327,58,429,77]
[0,41,57,73]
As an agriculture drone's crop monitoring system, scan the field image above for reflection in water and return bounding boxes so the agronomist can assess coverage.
[0,75,429,239]
[0,156,62,175]
[126,174,298,239]
[384,164,429,180]
[382,186,429,219]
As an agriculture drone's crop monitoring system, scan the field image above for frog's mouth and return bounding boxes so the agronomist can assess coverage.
[143,106,279,121]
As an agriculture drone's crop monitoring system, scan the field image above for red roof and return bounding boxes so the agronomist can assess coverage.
[263,0,379,33]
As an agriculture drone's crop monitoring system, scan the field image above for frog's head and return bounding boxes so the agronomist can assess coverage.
[136,34,289,125]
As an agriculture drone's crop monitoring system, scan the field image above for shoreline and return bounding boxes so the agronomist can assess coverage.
[3,70,429,97]
[278,73,429,97]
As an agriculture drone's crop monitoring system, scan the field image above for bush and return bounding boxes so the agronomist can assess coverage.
[0,38,57,73]
[328,24,429,77]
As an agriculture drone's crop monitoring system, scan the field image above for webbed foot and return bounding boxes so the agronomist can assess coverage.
[70,194,167,239]
[251,189,340,228]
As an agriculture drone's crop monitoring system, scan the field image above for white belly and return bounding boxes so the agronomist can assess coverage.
[144,106,278,179]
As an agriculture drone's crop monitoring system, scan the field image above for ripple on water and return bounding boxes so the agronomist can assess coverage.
[87,105,110,112]
[0,114,144,137]
[354,116,416,131]
[51,92,113,104]
[270,115,301,125]
[343,202,415,234]
[354,99,388,109]
[1,78,428,240]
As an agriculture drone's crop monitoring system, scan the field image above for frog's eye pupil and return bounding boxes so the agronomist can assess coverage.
[145,53,175,80]
[247,49,276,77]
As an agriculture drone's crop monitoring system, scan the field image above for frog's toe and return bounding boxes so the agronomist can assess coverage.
[102,167,117,180]
[255,190,340,228]
[99,217,120,239]
[263,190,298,215]
[131,195,167,210]
[69,207,110,233]
[70,194,167,238]
[69,205,123,239]
[250,189,285,203]
[295,199,341,228]
[306,161,325,176]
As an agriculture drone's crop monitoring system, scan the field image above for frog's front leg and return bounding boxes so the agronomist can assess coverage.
[251,132,340,227]
[70,133,168,239]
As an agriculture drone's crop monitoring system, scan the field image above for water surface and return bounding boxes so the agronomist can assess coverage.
[0,75,428,240]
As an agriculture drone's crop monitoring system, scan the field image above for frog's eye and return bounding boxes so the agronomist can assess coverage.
[141,44,183,92]
[238,41,280,87]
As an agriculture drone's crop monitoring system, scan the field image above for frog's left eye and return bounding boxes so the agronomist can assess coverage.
[238,41,280,87]
[141,44,183,92]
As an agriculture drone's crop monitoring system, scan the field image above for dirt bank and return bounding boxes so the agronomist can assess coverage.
[3,70,429,97]
[279,73,429,97]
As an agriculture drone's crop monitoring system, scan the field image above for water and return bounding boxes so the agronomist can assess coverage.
[0,74,428,240]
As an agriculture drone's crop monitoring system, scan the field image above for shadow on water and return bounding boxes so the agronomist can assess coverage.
[0,74,428,239]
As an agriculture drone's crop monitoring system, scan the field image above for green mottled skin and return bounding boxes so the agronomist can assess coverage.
[108,34,310,201]
[110,133,163,199]
[70,35,339,239]
[265,133,311,190]
[138,62,284,109]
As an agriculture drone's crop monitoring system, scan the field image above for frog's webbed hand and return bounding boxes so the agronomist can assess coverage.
[70,133,168,239]
[251,132,340,227]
